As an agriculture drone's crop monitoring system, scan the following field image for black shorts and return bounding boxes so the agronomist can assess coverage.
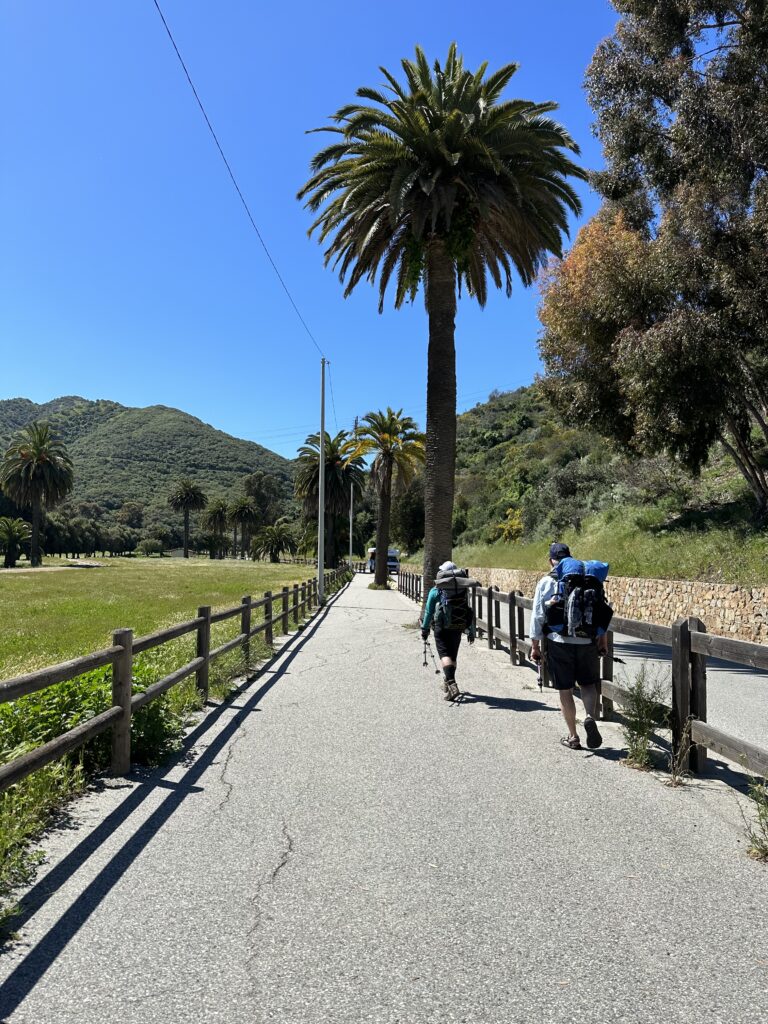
[433,627,462,661]
[545,638,601,690]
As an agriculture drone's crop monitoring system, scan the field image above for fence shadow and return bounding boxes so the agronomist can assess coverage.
[0,582,349,1018]
[459,692,556,713]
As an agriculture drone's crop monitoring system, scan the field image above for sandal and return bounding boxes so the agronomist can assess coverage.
[560,735,582,750]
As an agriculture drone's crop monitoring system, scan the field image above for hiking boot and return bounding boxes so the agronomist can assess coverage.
[447,681,460,701]
[584,716,603,749]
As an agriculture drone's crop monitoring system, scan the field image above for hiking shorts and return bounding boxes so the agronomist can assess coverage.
[433,626,462,661]
[545,638,601,690]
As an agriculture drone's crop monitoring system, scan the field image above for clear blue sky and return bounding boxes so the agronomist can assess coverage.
[0,1,617,458]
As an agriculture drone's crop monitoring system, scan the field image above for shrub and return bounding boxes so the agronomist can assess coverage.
[620,662,669,770]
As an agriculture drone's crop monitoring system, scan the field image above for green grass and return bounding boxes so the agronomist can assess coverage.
[0,557,327,934]
[443,507,768,585]
[0,557,313,678]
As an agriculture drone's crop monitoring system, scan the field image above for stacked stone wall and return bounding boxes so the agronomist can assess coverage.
[401,564,768,643]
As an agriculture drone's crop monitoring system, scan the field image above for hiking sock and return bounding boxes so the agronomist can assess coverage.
[443,665,456,683]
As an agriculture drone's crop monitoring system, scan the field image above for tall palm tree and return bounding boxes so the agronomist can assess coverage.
[298,44,585,591]
[294,430,366,567]
[167,479,207,559]
[251,518,297,563]
[0,516,32,568]
[229,496,259,560]
[354,408,424,585]
[0,422,74,566]
[201,497,229,559]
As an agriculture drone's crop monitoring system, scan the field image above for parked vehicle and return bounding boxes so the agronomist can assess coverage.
[366,547,400,574]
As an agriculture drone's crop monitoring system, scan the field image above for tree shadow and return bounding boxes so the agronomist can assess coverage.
[0,585,349,1015]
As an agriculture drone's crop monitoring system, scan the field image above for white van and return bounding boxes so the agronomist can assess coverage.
[367,548,400,574]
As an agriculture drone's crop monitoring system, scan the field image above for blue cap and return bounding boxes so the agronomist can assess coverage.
[549,542,570,560]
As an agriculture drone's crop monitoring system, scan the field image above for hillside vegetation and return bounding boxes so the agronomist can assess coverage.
[0,396,292,513]
[401,384,767,584]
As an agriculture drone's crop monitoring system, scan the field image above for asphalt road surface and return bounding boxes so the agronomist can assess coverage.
[1,575,766,1023]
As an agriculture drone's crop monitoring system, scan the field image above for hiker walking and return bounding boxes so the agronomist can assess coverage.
[530,542,612,750]
[420,561,476,701]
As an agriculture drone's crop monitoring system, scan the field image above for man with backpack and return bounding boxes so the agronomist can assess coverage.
[420,561,476,701]
[530,542,611,750]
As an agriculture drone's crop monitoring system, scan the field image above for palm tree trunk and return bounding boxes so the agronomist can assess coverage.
[232,524,237,559]
[31,499,42,567]
[183,510,190,558]
[326,515,335,569]
[374,461,393,586]
[422,238,457,596]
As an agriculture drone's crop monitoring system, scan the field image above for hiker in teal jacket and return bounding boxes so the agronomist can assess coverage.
[421,561,475,702]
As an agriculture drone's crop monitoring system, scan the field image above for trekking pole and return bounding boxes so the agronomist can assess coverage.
[423,638,440,674]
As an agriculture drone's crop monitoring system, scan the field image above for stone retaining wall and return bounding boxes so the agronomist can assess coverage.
[401,564,768,643]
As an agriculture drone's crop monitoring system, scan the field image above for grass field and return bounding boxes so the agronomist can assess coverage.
[0,557,314,679]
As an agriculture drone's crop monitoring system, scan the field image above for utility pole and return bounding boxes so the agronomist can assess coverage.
[349,416,358,569]
[317,358,326,605]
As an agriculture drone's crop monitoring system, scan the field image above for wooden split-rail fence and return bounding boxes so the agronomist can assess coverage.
[398,569,768,779]
[0,567,349,795]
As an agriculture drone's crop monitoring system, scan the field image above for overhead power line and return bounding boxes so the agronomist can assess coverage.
[151,0,325,359]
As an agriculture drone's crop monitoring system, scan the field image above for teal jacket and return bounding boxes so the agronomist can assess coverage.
[421,586,476,638]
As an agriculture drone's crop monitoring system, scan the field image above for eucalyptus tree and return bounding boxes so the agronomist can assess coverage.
[0,517,31,568]
[167,479,207,559]
[579,2,768,511]
[298,44,584,589]
[0,422,74,566]
[294,431,366,567]
[354,408,424,585]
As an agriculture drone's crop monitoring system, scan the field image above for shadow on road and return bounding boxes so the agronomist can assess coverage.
[0,582,350,1018]
[459,692,556,713]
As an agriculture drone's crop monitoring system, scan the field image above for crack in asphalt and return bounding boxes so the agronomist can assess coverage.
[213,724,247,814]
[245,818,296,993]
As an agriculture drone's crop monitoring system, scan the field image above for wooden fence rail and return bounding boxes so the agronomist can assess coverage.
[398,570,768,779]
[0,567,349,795]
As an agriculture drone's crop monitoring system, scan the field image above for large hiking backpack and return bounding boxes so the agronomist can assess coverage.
[434,567,476,632]
[544,557,613,639]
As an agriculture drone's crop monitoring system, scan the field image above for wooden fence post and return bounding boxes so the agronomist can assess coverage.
[471,585,478,634]
[600,631,614,720]
[514,590,526,666]
[689,616,708,773]
[264,591,273,646]
[671,617,691,773]
[293,583,300,625]
[241,596,251,671]
[487,588,495,649]
[281,586,290,635]
[507,591,515,662]
[300,581,306,617]
[541,636,552,688]
[196,606,211,701]
[111,628,133,775]
[493,586,501,650]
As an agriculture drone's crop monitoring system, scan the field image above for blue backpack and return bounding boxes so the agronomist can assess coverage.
[544,557,613,639]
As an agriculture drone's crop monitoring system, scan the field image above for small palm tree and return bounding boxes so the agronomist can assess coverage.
[0,516,32,568]
[251,518,297,563]
[354,409,425,584]
[167,479,207,559]
[229,496,259,560]
[0,422,74,566]
[294,431,366,567]
[202,498,229,559]
[299,44,584,591]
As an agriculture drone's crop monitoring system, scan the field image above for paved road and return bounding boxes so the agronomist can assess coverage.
[1,575,766,1023]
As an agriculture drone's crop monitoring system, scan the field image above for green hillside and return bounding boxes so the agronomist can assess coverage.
[0,396,293,513]
[398,384,767,584]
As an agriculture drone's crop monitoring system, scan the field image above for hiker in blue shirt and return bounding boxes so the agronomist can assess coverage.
[531,542,610,750]
[421,561,476,702]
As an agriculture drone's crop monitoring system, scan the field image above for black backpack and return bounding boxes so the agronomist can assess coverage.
[435,567,474,632]
[544,557,613,639]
